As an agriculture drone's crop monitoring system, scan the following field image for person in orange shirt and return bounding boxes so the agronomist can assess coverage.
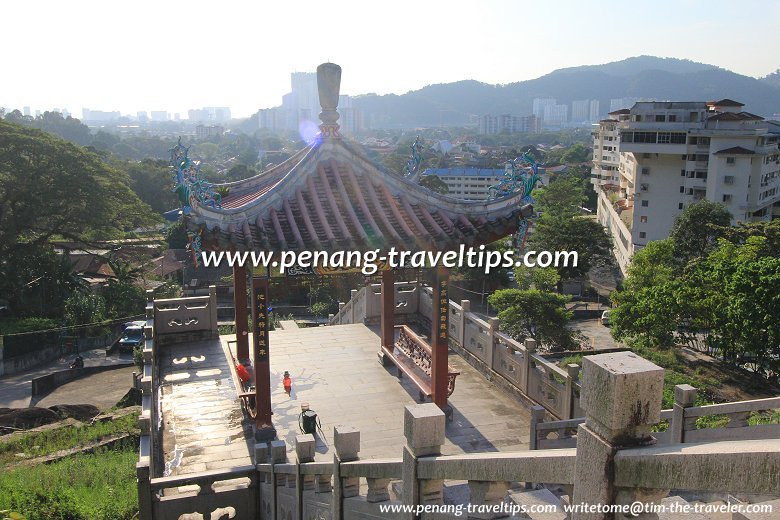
[283,371,292,395]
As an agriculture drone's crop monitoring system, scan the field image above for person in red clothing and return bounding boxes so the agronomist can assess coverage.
[283,371,292,395]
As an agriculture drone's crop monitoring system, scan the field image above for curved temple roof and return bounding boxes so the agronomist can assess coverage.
[185,63,532,254]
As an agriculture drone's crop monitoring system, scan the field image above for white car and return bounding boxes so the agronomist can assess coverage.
[601,310,611,326]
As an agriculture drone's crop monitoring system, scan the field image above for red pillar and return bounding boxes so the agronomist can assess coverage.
[430,266,449,410]
[252,276,275,440]
[233,264,249,360]
[380,269,395,350]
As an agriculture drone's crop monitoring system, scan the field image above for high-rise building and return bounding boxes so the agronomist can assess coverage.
[478,114,539,134]
[589,100,600,122]
[150,111,168,122]
[543,104,568,127]
[533,98,556,120]
[23,106,30,117]
[572,100,590,122]
[610,97,641,112]
[82,108,120,121]
[188,107,231,122]
[591,99,780,273]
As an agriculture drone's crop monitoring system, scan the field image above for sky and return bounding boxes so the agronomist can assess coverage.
[3,0,779,119]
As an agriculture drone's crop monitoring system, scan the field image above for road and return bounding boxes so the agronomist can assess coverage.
[0,348,134,409]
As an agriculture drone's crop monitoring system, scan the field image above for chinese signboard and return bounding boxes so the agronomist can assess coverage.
[252,277,269,362]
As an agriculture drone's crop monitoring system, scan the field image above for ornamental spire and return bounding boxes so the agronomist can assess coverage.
[317,62,341,138]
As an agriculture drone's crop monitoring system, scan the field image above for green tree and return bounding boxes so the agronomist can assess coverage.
[528,217,613,280]
[488,289,581,351]
[124,158,179,214]
[512,265,560,292]
[64,292,107,328]
[669,200,732,264]
[0,120,157,259]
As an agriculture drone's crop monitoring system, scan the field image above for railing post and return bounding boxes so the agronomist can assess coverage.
[401,404,446,520]
[522,338,536,395]
[670,384,697,444]
[332,426,360,520]
[350,290,357,323]
[270,440,287,520]
[208,285,218,335]
[295,434,315,520]
[529,405,546,451]
[459,300,470,348]
[468,480,510,519]
[571,352,665,520]
[486,317,500,371]
[136,460,153,520]
[563,364,581,420]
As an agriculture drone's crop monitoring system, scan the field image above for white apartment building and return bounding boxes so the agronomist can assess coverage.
[422,168,550,200]
[543,104,568,127]
[592,99,780,273]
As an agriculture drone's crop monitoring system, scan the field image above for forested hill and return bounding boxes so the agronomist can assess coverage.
[353,56,780,128]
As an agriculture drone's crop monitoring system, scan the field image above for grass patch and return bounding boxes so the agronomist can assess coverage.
[0,444,138,520]
[0,414,138,466]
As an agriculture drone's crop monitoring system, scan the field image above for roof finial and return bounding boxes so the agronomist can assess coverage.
[317,62,341,138]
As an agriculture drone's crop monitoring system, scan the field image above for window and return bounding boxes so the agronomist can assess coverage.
[681,169,686,176]
[678,203,684,210]
[680,186,685,193]
[655,115,666,122]
[641,167,650,175]
[639,232,647,239]
[695,171,708,179]
[641,200,649,207]
[640,216,648,223]
[722,194,732,203]
[668,115,677,122]
[724,176,734,185]
[726,157,736,165]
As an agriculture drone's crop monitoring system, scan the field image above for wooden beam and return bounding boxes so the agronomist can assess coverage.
[430,266,450,410]
[233,264,249,360]
[380,270,394,352]
[252,276,275,439]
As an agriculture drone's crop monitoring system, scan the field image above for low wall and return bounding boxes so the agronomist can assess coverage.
[2,344,63,377]
[31,362,136,397]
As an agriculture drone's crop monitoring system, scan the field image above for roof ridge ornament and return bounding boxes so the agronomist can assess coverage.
[317,62,342,139]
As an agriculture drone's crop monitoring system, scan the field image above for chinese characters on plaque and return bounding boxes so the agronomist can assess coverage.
[253,279,269,362]
[438,278,448,342]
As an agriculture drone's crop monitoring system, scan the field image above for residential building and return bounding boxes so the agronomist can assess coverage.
[195,125,224,139]
[478,114,539,134]
[422,167,549,200]
[589,99,600,122]
[543,104,568,127]
[532,97,556,120]
[188,107,231,122]
[150,111,168,122]
[609,96,641,112]
[592,99,780,273]
[82,108,120,121]
[571,100,590,122]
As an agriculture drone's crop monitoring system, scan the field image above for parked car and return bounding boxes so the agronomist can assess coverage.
[118,325,145,353]
[601,310,611,326]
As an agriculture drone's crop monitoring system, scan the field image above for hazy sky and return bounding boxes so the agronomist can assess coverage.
[3,0,779,118]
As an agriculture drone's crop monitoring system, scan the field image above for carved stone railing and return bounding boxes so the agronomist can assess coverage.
[137,352,780,520]
[329,280,593,420]
[530,385,780,450]
[152,286,219,344]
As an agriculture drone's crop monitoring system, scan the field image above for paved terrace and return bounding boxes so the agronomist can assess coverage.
[232,323,533,461]
[157,338,254,478]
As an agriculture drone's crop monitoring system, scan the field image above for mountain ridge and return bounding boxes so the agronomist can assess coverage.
[350,56,780,128]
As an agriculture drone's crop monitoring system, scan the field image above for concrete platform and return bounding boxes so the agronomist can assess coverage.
[252,323,532,461]
[157,338,254,477]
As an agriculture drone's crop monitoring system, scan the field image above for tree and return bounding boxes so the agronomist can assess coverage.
[528,216,613,280]
[513,265,560,292]
[488,289,582,352]
[669,200,732,264]
[124,158,179,214]
[533,176,588,219]
[64,292,107,328]
[420,174,449,194]
[0,120,158,259]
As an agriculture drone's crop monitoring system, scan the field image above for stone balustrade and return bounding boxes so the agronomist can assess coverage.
[531,388,780,450]
[137,350,780,520]
[152,286,219,344]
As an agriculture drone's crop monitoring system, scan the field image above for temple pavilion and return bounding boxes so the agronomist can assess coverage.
[176,62,533,439]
